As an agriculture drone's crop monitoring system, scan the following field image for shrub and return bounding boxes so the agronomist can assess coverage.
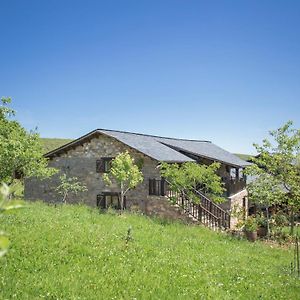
[256,212,268,228]
[272,212,289,227]
[244,216,258,232]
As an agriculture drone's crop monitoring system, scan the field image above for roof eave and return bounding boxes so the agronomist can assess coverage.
[160,142,249,168]
[44,129,99,158]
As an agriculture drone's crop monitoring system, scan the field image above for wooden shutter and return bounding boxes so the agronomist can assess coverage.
[96,159,105,173]
[96,157,114,173]
[149,179,154,195]
[160,178,166,196]
[97,194,106,208]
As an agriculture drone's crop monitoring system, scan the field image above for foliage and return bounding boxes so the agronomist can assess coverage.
[0,183,24,257]
[243,216,258,232]
[55,174,88,203]
[0,202,298,299]
[103,151,143,210]
[231,204,246,230]
[268,213,292,243]
[246,121,300,234]
[255,212,268,228]
[125,226,133,244]
[247,172,285,236]
[247,172,284,207]
[272,212,289,228]
[0,97,57,184]
[271,228,294,244]
[160,161,225,204]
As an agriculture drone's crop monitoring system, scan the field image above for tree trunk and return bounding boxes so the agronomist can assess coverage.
[290,207,295,236]
[62,192,68,204]
[266,206,270,239]
[120,182,124,211]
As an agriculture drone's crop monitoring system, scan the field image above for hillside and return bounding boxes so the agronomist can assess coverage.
[0,202,298,299]
[234,153,253,161]
[41,138,73,153]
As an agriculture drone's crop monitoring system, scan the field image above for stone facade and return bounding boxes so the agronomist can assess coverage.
[25,133,190,221]
[220,189,248,228]
[25,132,247,227]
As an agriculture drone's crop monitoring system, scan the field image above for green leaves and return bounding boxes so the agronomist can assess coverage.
[247,121,300,210]
[103,151,144,209]
[160,161,225,204]
[0,97,15,119]
[0,182,25,257]
[55,174,88,203]
[246,172,284,207]
[109,152,143,189]
[0,97,57,184]
[246,121,300,235]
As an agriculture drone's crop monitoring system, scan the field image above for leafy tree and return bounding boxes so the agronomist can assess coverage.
[247,170,284,237]
[103,151,143,210]
[0,183,24,257]
[160,161,225,204]
[0,97,57,184]
[55,174,88,204]
[246,121,300,234]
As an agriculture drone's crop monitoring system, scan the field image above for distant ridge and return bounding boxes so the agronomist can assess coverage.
[234,153,253,161]
[41,138,73,153]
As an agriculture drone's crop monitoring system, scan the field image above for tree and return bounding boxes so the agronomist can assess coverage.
[0,183,24,257]
[103,151,143,210]
[246,169,284,237]
[160,161,225,204]
[246,121,300,235]
[0,97,57,184]
[55,174,88,204]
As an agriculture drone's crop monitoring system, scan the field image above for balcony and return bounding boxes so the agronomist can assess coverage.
[223,177,246,197]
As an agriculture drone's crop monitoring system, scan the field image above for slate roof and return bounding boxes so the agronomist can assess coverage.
[45,129,251,167]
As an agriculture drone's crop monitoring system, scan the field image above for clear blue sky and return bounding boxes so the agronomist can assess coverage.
[1,1,299,154]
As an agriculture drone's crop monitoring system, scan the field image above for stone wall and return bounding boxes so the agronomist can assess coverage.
[24,133,247,227]
[228,189,248,228]
[25,133,189,221]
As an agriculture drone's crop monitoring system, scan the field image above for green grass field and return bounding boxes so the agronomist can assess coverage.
[0,202,298,299]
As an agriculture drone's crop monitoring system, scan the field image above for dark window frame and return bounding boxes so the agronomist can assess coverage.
[96,192,126,209]
[96,157,114,173]
[149,178,166,196]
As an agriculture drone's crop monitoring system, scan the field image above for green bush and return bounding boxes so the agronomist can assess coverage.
[272,212,289,227]
[256,212,267,228]
[244,216,258,232]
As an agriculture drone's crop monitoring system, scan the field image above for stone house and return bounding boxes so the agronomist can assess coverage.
[25,129,250,228]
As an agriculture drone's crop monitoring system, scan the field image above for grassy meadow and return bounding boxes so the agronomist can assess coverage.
[0,202,298,299]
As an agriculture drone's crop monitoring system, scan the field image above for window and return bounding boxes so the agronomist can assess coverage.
[149,178,166,196]
[230,168,237,180]
[97,192,126,209]
[96,157,113,173]
[238,168,244,180]
[242,197,246,208]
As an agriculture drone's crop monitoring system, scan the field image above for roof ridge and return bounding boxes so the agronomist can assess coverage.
[97,128,211,143]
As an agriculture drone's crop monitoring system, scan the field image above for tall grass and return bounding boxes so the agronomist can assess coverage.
[0,202,298,299]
